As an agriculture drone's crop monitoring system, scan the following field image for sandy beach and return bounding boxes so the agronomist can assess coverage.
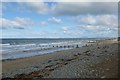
[1,39,119,79]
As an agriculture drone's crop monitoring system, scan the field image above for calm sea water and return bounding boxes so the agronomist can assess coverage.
[0,38,100,60]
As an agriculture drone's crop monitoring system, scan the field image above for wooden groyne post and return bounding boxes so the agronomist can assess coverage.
[76,45,79,48]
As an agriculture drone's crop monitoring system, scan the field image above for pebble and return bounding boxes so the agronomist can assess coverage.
[106,68,110,71]
[101,76,106,78]
[91,70,95,72]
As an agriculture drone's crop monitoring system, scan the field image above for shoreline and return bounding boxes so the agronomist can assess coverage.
[2,38,118,78]
[1,39,96,60]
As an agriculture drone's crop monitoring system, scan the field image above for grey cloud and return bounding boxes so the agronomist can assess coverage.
[0,17,33,29]
[52,2,118,15]
[76,14,118,27]
[17,2,117,16]
[60,23,118,37]
[18,2,49,15]
[66,14,118,34]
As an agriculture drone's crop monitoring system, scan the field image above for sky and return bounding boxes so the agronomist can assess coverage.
[0,1,119,38]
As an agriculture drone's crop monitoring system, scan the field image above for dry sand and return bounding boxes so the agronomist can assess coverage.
[1,39,119,79]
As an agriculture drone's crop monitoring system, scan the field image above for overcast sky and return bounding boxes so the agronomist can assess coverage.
[0,1,118,38]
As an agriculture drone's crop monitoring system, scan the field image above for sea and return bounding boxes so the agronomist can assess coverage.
[0,38,102,60]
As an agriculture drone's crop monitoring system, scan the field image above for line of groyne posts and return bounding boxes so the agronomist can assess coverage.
[38,44,80,49]
[36,42,95,50]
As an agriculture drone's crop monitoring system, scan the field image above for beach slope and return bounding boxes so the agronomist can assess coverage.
[2,39,118,78]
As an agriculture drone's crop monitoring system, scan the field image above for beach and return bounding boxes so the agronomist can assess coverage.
[2,39,119,79]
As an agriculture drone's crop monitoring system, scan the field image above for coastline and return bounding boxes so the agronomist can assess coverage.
[1,38,96,60]
[2,38,118,78]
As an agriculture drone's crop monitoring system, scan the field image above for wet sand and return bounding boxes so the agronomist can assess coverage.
[2,39,119,79]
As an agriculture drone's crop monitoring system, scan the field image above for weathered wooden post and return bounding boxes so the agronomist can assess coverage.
[76,45,79,48]
[68,45,70,48]
[72,46,74,48]
[64,46,66,48]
